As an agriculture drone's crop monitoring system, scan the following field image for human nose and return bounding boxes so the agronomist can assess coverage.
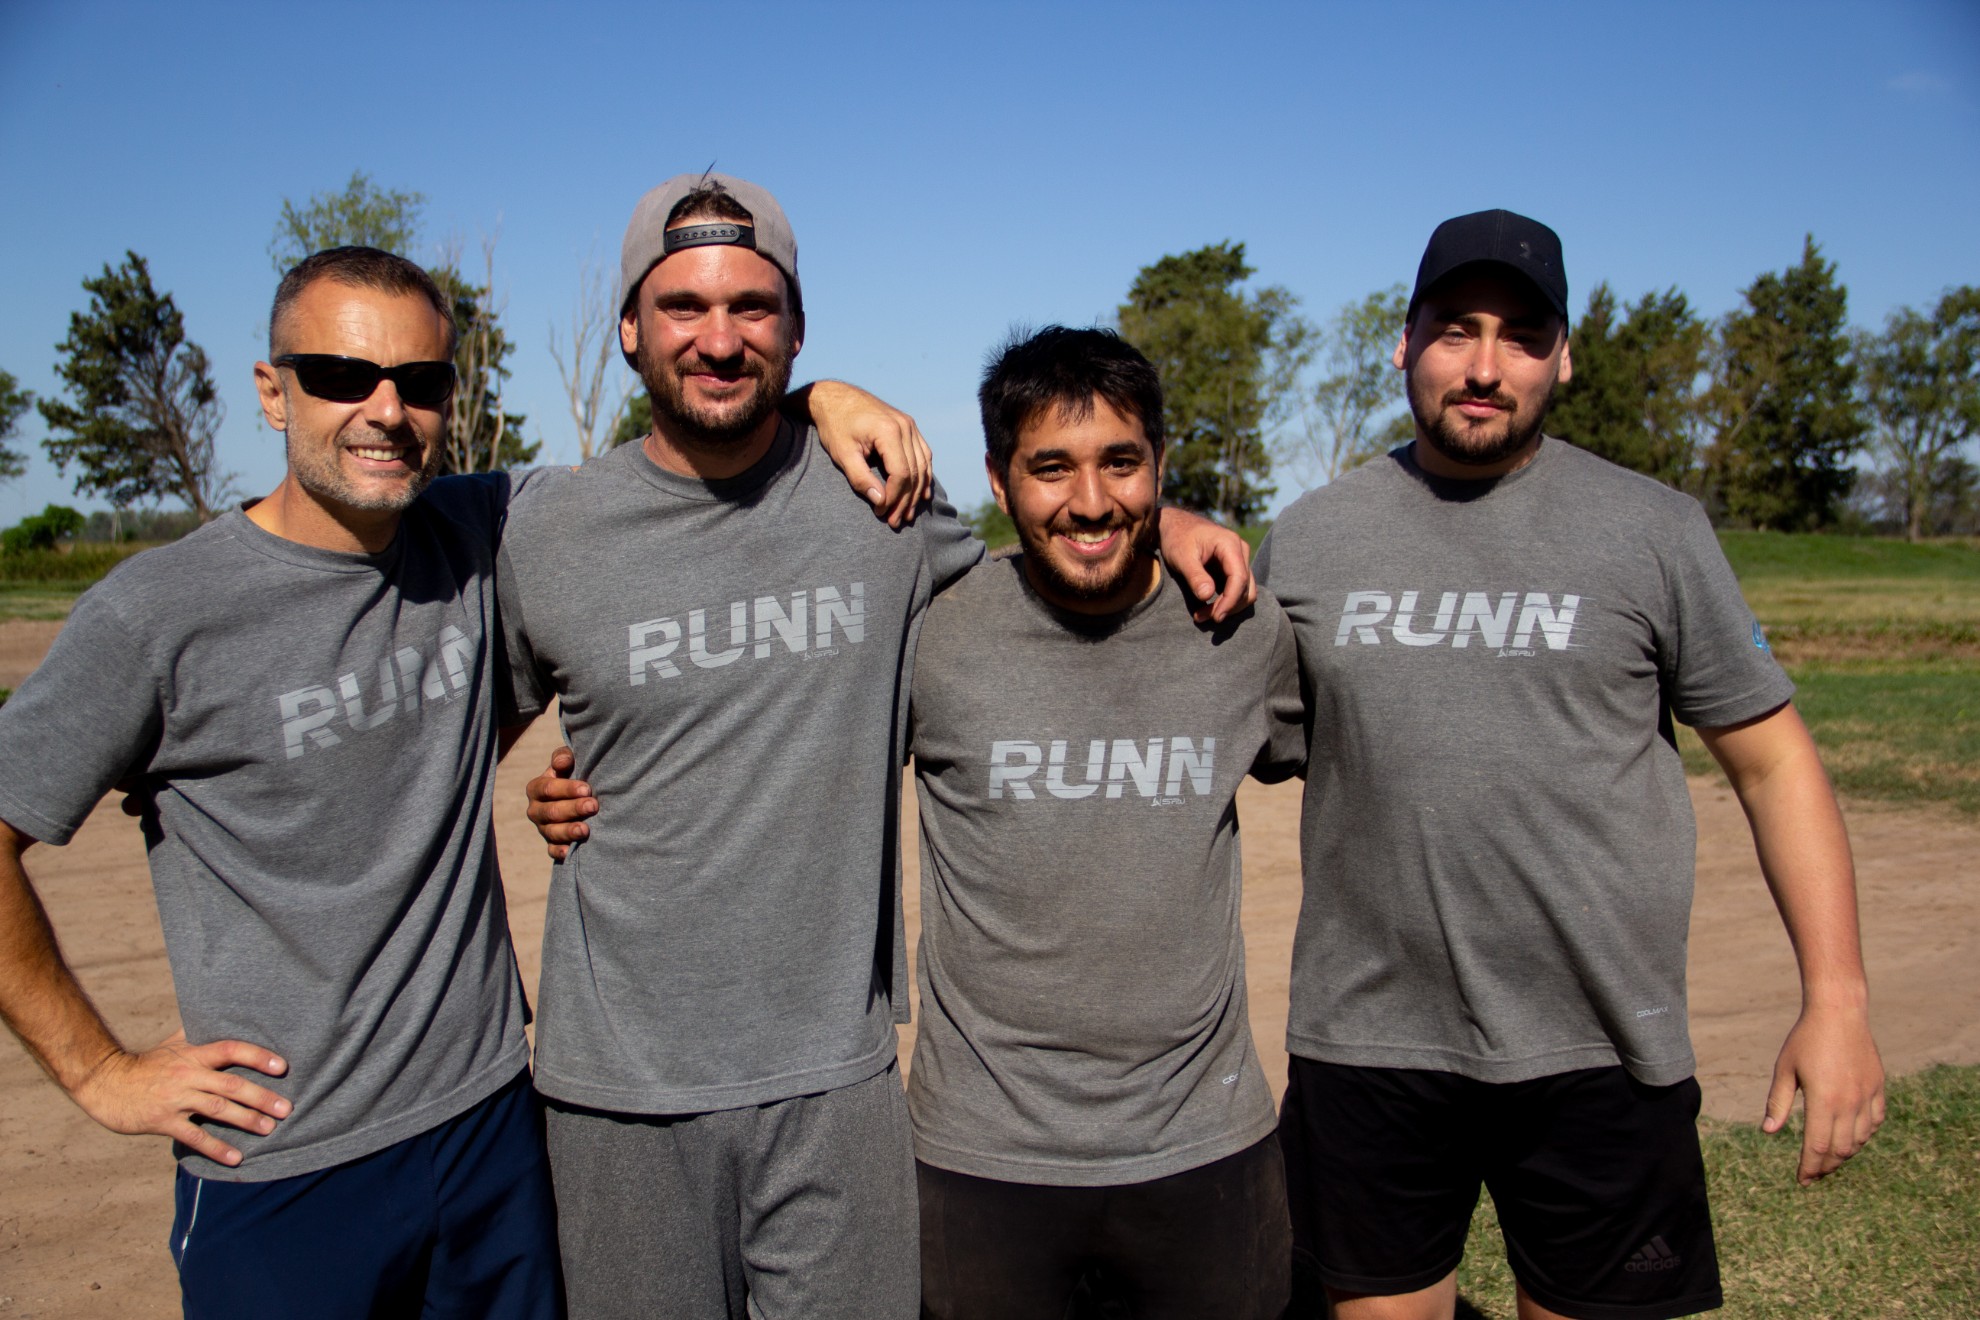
[694,310,745,362]
[1464,332,1502,391]
[1066,467,1111,521]
[359,377,407,427]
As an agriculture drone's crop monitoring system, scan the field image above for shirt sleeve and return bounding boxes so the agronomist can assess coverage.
[1252,526,1279,589]
[1659,500,1796,729]
[1250,602,1309,783]
[0,590,162,846]
[494,538,550,725]
[918,480,988,594]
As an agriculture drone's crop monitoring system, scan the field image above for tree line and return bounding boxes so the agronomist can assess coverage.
[5,175,1975,542]
[1118,236,1980,540]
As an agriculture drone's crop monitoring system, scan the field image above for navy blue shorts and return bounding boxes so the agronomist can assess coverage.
[1278,1059,1722,1320]
[171,1070,562,1319]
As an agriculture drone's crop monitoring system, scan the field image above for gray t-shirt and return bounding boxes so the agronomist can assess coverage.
[1257,438,1793,1087]
[906,555,1306,1186]
[0,479,531,1180]
[498,423,982,1114]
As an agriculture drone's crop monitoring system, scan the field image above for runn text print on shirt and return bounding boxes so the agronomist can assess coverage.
[277,624,476,759]
[1333,590,1581,651]
[627,583,865,685]
[986,737,1215,801]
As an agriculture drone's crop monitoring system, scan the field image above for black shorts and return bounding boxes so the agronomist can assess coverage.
[917,1134,1290,1320]
[1278,1058,1722,1320]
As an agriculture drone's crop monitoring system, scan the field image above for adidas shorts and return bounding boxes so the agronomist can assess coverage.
[1278,1058,1722,1320]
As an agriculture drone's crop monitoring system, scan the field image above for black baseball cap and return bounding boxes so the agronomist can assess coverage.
[1408,209,1569,323]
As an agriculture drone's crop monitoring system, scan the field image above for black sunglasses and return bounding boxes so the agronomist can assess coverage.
[274,354,457,408]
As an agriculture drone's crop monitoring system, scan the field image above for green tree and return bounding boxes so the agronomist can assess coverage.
[0,368,31,480]
[610,393,651,449]
[1551,283,1709,488]
[1117,242,1312,524]
[270,170,425,271]
[961,497,1017,550]
[2,504,84,554]
[38,252,232,519]
[435,254,538,473]
[1855,286,1980,541]
[1706,237,1865,530]
[1278,284,1408,488]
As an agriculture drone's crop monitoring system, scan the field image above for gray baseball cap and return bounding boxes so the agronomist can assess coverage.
[617,172,802,324]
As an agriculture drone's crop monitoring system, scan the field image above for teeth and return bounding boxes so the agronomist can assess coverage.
[1066,531,1114,544]
[350,447,404,461]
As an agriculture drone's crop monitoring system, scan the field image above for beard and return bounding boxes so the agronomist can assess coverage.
[287,421,439,515]
[1017,511,1161,609]
[1410,376,1555,470]
[637,333,795,449]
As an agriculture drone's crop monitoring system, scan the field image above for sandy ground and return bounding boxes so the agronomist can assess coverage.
[2,645,1976,1316]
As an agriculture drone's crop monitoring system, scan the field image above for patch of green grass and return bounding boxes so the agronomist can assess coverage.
[1682,666,1980,815]
[0,543,158,620]
[0,542,149,582]
[1717,531,1980,584]
[0,582,86,621]
[1722,534,1980,652]
[1677,532,1980,814]
[1789,666,1980,814]
[1454,1064,1980,1318]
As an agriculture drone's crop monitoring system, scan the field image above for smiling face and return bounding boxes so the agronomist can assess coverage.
[989,395,1164,615]
[1395,267,1572,478]
[620,237,801,476]
[254,280,452,535]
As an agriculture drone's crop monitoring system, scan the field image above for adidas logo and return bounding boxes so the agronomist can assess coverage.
[1623,1236,1682,1273]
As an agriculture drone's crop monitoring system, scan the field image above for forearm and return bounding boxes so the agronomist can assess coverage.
[0,842,124,1097]
[1703,709,1868,1006]
[1745,771,1868,1005]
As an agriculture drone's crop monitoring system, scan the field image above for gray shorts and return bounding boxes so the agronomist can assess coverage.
[544,1063,918,1320]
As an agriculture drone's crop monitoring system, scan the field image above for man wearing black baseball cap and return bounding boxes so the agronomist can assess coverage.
[1256,209,1884,1320]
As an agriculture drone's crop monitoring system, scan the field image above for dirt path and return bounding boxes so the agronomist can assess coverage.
[2,633,1975,1316]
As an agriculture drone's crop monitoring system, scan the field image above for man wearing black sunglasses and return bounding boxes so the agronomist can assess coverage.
[0,244,946,1319]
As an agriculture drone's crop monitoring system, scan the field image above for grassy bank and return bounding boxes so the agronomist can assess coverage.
[1671,532,1980,815]
[0,543,154,620]
[1455,1064,1980,1318]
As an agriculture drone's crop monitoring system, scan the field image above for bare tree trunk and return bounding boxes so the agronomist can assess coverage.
[549,260,628,462]
[445,235,509,473]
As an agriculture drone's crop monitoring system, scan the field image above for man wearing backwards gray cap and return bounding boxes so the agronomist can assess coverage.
[1257,209,1884,1320]
[495,173,1252,1319]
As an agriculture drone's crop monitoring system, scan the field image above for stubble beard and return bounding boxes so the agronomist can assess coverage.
[1410,375,1555,470]
[286,415,439,517]
[1019,512,1161,610]
[638,334,794,450]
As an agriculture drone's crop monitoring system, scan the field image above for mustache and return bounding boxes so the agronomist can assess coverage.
[1441,385,1518,412]
[676,352,766,380]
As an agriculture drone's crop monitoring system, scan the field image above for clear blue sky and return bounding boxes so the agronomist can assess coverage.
[2,0,1975,523]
